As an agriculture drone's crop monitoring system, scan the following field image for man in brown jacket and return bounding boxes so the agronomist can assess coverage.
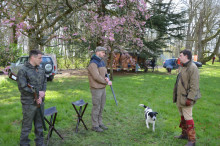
[88,46,112,132]
[173,49,200,146]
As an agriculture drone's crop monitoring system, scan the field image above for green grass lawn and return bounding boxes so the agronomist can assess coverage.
[0,62,220,146]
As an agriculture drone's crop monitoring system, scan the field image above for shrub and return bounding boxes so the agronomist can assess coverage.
[0,44,23,67]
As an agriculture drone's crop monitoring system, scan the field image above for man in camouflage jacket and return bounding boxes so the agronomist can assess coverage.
[17,50,47,146]
[173,49,200,146]
[88,46,112,132]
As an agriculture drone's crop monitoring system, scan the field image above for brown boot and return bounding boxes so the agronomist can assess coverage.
[175,132,188,140]
[185,120,196,146]
[174,116,188,140]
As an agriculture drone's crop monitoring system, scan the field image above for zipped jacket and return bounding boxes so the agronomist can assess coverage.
[88,55,107,89]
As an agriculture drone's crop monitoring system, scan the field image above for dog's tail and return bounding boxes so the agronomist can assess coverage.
[139,104,147,108]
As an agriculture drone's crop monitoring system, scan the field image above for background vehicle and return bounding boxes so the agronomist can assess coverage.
[8,54,57,81]
[193,61,202,67]
[163,58,202,71]
[163,58,179,70]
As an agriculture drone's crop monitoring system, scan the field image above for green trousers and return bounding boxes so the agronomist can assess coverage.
[20,103,44,146]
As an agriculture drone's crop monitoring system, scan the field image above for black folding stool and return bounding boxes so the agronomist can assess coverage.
[44,106,63,145]
[72,99,88,133]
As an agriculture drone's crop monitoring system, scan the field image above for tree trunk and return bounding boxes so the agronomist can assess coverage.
[185,1,193,51]
[28,5,39,51]
[197,11,204,62]
[185,23,192,50]
[200,36,220,64]
[28,33,39,50]
[12,26,18,44]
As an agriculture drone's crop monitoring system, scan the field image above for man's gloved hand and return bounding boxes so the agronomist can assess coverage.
[186,99,193,106]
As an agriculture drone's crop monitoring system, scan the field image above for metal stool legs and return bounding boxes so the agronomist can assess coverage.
[72,99,88,133]
[44,107,63,146]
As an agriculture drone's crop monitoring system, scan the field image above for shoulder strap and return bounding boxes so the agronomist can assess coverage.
[180,65,190,93]
[180,74,187,92]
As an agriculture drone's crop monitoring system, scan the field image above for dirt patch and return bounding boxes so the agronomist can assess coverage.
[56,69,88,78]
[0,68,161,78]
[55,69,142,78]
[0,68,89,78]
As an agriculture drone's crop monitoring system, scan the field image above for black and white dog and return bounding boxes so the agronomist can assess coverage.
[139,104,158,132]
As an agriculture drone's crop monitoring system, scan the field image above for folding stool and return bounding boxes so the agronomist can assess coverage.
[44,106,63,145]
[72,99,88,133]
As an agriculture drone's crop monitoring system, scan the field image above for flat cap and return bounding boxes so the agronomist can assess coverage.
[95,46,107,52]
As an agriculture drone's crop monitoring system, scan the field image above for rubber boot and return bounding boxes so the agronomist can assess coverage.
[185,120,196,146]
[174,116,188,140]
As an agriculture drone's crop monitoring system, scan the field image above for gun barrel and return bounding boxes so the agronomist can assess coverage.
[110,85,118,106]
[106,74,118,106]
[38,107,47,131]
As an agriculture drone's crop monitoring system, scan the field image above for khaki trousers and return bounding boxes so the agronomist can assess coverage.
[90,88,106,127]
[178,106,193,120]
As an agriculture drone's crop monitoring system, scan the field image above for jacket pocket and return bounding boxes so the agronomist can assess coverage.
[180,94,187,106]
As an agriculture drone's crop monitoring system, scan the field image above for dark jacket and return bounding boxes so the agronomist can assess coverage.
[17,62,47,104]
[173,61,200,107]
[88,55,107,89]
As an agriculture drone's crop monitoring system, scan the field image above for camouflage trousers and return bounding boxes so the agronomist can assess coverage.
[90,88,106,127]
[20,103,44,146]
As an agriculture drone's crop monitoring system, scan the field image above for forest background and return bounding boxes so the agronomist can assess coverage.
[0,0,220,71]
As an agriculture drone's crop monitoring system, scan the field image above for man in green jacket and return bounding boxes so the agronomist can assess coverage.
[17,50,47,146]
[88,46,112,132]
[173,49,200,146]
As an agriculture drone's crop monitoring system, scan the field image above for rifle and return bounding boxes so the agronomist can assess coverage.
[27,84,47,131]
[9,72,17,81]
[105,74,118,106]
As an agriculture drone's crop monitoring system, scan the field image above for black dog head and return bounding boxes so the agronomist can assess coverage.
[148,112,158,121]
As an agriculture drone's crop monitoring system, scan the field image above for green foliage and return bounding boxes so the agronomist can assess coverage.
[73,57,90,69]
[140,2,186,58]
[0,78,10,87]
[56,58,72,69]
[141,40,165,59]
[56,57,90,69]
[44,47,62,59]
[0,61,219,146]
[0,44,23,67]
[44,46,90,69]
